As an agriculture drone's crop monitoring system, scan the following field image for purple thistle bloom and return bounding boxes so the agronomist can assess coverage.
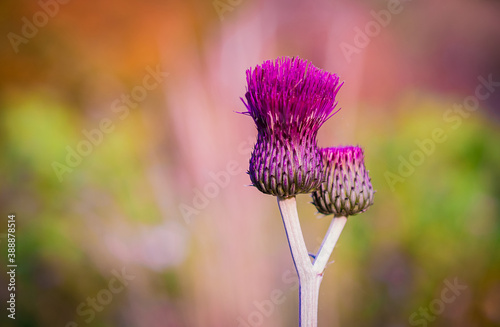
[242,57,342,197]
[311,146,374,216]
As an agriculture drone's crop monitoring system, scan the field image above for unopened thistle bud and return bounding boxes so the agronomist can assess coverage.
[242,56,342,197]
[312,146,374,216]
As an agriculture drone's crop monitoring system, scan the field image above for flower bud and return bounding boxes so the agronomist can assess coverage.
[312,146,374,216]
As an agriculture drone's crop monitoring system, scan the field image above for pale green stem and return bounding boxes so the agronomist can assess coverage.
[313,216,347,274]
[277,196,347,327]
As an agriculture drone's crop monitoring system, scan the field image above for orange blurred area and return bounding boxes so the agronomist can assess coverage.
[0,0,500,326]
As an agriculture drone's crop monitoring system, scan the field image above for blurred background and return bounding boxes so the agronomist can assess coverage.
[0,0,499,326]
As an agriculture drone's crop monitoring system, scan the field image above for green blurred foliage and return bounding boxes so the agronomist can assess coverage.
[1,88,499,326]
[336,97,500,326]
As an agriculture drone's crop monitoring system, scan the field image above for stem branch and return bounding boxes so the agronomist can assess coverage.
[313,217,347,274]
[277,196,317,326]
[278,197,347,327]
[277,196,312,276]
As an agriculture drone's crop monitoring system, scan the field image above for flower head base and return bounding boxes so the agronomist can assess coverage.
[242,57,342,197]
[311,146,374,216]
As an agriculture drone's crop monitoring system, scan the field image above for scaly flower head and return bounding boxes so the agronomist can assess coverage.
[311,146,374,216]
[242,56,342,197]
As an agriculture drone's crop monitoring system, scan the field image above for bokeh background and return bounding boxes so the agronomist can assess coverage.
[1,0,500,326]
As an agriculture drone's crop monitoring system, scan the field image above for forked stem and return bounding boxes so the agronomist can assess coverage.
[277,196,347,327]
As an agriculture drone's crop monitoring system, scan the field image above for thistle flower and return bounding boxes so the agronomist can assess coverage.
[312,146,374,216]
[242,56,342,197]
